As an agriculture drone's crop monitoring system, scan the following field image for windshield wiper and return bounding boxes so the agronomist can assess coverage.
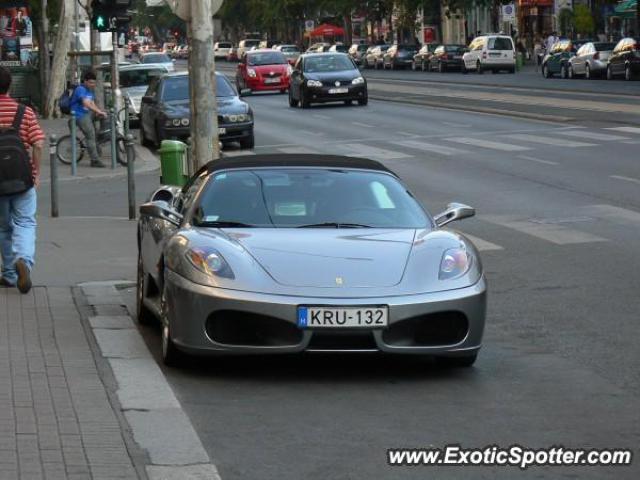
[297,222,372,229]
[196,221,256,228]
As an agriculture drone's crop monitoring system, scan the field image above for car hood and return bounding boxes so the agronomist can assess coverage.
[227,229,416,288]
[305,69,360,82]
[162,97,249,116]
[250,64,289,73]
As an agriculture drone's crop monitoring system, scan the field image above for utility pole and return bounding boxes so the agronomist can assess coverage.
[74,0,80,83]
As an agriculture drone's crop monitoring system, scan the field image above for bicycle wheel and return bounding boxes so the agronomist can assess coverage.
[57,135,85,165]
[116,137,135,166]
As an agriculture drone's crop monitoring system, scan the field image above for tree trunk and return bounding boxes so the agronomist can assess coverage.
[38,0,50,114]
[189,0,219,167]
[45,0,73,119]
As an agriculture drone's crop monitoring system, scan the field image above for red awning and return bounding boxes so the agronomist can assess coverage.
[310,24,345,37]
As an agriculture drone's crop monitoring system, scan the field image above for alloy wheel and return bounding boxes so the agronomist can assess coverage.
[585,64,591,79]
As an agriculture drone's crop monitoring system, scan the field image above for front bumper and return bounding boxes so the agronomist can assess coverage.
[219,122,253,142]
[165,270,487,356]
[306,84,367,103]
[246,77,290,91]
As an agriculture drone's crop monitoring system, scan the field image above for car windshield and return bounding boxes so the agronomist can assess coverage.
[120,69,165,88]
[594,43,616,51]
[445,45,466,52]
[304,55,355,72]
[194,169,429,228]
[281,46,299,53]
[143,53,171,63]
[247,51,287,66]
[161,75,236,102]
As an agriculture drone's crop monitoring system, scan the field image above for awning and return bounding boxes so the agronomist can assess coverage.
[309,24,345,37]
[613,0,637,18]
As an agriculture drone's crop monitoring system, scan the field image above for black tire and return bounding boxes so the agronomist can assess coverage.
[56,135,85,165]
[411,60,416,71]
[461,63,468,74]
[344,100,353,106]
[160,284,185,367]
[358,96,368,106]
[136,252,156,325]
[436,352,478,368]
[476,61,483,74]
[585,64,591,80]
[288,89,298,107]
[607,65,613,80]
[625,64,633,81]
[154,124,164,148]
[140,123,153,148]
[509,67,516,74]
[421,60,426,72]
[560,64,568,79]
[542,63,551,78]
[439,62,445,73]
[239,133,255,149]
[568,65,574,79]
[299,89,310,109]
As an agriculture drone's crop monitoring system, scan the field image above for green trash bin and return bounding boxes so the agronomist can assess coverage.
[516,52,524,72]
[158,140,188,186]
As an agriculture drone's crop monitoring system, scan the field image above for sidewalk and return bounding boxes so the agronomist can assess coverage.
[38,118,159,185]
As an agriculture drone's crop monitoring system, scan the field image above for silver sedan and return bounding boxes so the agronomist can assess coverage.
[568,42,617,79]
[137,155,487,368]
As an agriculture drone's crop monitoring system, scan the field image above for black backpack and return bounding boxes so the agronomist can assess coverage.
[58,85,76,115]
[0,105,34,196]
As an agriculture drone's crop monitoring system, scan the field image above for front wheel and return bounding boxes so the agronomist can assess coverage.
[585,64,591,80]
[560,64,568,79]
[56,135,85,165]
[160,286,185,367]
[288,89,298,107]
[358,96,368,106]
[439,62,445,73]
[136,252,156,325]
[606,65,613,80]
[542,64,551,78]
[476,61,483,74]
[625,65,634,81]
[239,133,255,149]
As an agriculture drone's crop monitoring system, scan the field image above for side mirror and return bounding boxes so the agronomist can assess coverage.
[434,203,475,228]
[139,202,183,227]
[239,88,252,97]
[141,96,155,105]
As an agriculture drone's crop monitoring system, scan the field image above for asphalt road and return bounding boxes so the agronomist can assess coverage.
[119,91,639,479]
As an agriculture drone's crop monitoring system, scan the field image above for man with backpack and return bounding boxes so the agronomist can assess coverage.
[69,71,107,168]
[0,67,44,293]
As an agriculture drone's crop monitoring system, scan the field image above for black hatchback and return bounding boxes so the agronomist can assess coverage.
[288,53,368,108]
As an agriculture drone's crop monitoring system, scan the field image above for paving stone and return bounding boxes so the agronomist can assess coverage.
[88,316,134,329]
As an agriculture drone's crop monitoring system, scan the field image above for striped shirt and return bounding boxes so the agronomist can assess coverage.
[0,94,45,177]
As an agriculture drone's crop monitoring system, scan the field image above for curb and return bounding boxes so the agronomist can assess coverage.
[78,281,221,480]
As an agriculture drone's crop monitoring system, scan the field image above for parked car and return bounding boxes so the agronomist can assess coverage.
[412,44,437,71]
[365,45,390,69]
[236,49,292,93]
[462,35,515,74]
[383,44,419,70]
[329,44,348,53]
[430,44,466,72]
[274,44,301,65]
[140,52,175,72]
[238,39,261,58]
[541,39,591,78]
[288,53,367,108]
[606,37,640,81]
[307,42,330,53]
[227,46,239,62]
[567,42,616,79]
[136,154,485,367]
[139,72,254,148]
[214,41,233,60]
[348,43,370,66]
[259,40,281,49]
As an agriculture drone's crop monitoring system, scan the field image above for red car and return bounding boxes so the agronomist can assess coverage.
[236,49,292,93]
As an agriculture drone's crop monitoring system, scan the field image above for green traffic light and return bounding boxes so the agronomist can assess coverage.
[96,16,106,28]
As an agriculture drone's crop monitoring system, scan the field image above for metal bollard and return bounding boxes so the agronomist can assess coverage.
[70,113,77,176]
[124,100,130,136]
[49,134,59,218]
[110,107,117,169]
[125,133,136,220]
[185,137,193,177]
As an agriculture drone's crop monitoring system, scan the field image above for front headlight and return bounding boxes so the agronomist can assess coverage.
[247,68,257,77]
[307,79,323,87]
[352,76,365,85]
[186,247,234,279]
[222,113,252,123]
[439,248,472,280]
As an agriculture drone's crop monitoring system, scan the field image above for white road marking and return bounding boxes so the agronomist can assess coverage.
[337,143,412,160]
[482,215,608,245]
[445,137,531,152]
[622,140,640,145]
[460,233,504,251]
[508,133,595,148]
[609,175,640,185]
[299,130,325,136]
[391,140,469,156]
[605,126,640,135]
[555,130,629,141]
[442,122,471,128]
[222,150,256,157]
[396,131,416,137]
[277,146,319,154]
[312,114,331,120]
[517,155,559,166]
[351,122,375,128]
[582,204,640,224]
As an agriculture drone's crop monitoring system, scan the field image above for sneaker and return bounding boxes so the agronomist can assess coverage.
[91,160,107,168]
[0,277,15,288]
[15,259,32,294]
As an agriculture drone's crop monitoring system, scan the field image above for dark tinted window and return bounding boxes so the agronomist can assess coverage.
[120,69,166,88]
[445,45,465,52]
[143,53,171,64]
[489,37,513,50]
[247,51,287,65]
[196,169,429,228]
[304,55,356,72]
[161,75,236,102]
[331,45,348,52]
[357,45,369,52]
[217,42,232,48]
[593,43,616,51]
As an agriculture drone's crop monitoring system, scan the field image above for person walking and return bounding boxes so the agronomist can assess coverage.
[70,71,107,168]
[0,67,44,293]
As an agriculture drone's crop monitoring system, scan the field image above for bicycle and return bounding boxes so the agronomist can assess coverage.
[56,112,134,166]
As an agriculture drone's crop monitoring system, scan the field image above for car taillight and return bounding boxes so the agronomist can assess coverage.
[441,53,448,60]
[593,52,599,60]
[633,43,640,51]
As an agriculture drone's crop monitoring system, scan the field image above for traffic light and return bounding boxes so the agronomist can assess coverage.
[91,0,132,32]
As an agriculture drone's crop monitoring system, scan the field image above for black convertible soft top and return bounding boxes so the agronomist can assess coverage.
[204,154,394,175]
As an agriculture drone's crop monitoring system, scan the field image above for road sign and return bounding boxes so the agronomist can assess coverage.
[305,20,315,32]
[502,4,516,21]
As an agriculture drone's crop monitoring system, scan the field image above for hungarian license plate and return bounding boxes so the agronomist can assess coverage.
[218,127,226,135]
[264,77,280,84]
[298,306,388,328]
[328,87,349,94]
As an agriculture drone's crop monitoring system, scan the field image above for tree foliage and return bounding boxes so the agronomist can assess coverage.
[573,5,594,36]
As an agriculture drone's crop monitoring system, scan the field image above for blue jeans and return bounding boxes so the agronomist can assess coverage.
[0,188,37,284]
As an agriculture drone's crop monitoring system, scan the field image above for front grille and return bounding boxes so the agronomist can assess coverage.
[321,79,353,87]
[206,311,303,347]
[382,312,468,347]
[307,330,378,351]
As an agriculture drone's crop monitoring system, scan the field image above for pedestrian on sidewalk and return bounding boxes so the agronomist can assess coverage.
[70,71,108,168]
[0,67,44,293]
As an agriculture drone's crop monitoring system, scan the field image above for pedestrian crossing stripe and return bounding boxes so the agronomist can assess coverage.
[507,134,595,148]
[605,127,640,135]
[337,143,412,160]
[458,233,504,251]
[444,137,531,152]
[555,130,629,142]
[391,140,470,156]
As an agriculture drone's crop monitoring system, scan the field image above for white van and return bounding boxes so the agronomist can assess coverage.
[237,39,261,58]
[463,35,516,74]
